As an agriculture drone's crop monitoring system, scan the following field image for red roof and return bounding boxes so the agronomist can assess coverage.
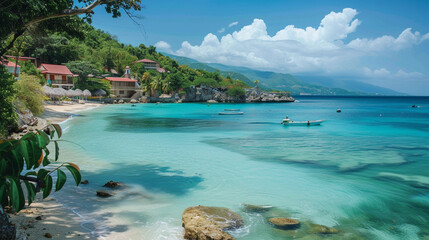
[135,59,157,63]
[105,77,137,82]
[38,64,73,75]
[5,55,36,61]
[0,58,20,68]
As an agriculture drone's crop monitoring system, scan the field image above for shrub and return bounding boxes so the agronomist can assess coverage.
[193,77,219,87]
[227,87,245,97]
[0,66,17,137]
[14,73,45,116]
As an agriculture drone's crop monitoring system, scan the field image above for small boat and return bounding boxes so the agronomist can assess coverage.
[282,119,324,126]
[337,108,341,112]
[411,105,418,108]
[219,112,244,115]
[224,109,240,111]
[131,104,136,107]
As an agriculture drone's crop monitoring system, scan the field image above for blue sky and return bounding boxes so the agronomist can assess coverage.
[90,0,429,95]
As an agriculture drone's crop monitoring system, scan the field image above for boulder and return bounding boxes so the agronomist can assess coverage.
[130,99,138,103]
[182,205,244,240]
[309,224,339,234]
[118,99,124,104]
[242,204,273,213]
[103,180,120,188]
[269,218,300,230]
[207,100,218,103]
[81,180,89,184]
[96,190,114,197]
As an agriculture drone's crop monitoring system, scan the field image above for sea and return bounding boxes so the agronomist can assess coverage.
[51,96,429,240]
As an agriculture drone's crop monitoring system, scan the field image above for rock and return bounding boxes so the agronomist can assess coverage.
[96,190,114,197]
[81,180,89,184]
[118,99,124,104]
[309,224,339,234]
[0,211,16,239]
[36,216,42,220]
[182,205,244,240]
[269,218,300,229]
[207,100,218,103]
[130,99,138,103]
[242,204,273,213]
[44,232,52,238]
[103,180,120,188]
[113,100,117,104]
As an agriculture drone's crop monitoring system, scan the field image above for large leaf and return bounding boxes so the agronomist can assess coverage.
[55,169,67,191]
[65,165,81,186]
[30,140,42,168]
[20,141,31,169]
[37,169,50,180]
[54,141,59,161]
[37,130,50,148]
[24,180,36,205]
[38,152,44,166]
[0,181,5,204]
[42,154,50,166]
[42,175,53,199]
[52,124,62,138]
[8,177,25,211]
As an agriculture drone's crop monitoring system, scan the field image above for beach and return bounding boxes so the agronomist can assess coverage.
[9,102,103,240]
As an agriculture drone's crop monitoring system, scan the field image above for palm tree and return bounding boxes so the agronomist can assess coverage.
[254,79,260,89]
[162,79,172,94]
[150,76,162,96]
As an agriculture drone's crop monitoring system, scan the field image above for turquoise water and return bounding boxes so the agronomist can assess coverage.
[52,97,429,239]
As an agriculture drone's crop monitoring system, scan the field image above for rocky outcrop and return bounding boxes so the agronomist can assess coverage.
[182,86,294,103]
[182,205,244,240]
[96,190,114,197]
[103,180,120,188]
[242,204,273,213]
[309,223,339,234]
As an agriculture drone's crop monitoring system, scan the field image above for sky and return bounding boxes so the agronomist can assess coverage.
[90,0,429,95]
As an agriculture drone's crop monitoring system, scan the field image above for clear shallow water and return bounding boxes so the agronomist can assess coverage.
[51,97,429,239]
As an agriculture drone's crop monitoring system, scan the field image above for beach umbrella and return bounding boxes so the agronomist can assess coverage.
[66,89,76,97]
[42,86,53,97]
[93,89,106,96]
[83,89,91,97]
[57,88,67,97]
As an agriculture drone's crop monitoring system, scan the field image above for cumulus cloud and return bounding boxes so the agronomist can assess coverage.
[155,41,171,50]
[170,8,429,78]
[228,21,239,28]
[364,67,424,79]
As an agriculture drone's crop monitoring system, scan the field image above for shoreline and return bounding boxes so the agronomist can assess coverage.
[10,102,104,240]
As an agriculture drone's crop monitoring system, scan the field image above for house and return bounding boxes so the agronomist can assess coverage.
[104,66,141,98]
[0,57,21,79]
[38,63,75,89]
[134,59,160,69]
[5,55,37,66]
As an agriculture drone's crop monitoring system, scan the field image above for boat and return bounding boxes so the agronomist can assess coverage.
[282,119,324,126]
[218,112,244,115]
[224,109,240,111]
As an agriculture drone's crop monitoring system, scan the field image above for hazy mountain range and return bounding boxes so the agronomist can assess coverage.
[165,54,404,96]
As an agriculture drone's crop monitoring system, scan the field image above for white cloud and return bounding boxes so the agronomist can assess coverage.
[364,67,424,79]
[170,8,429,79]
[155,41,171,50]
[218,28,225,33]
[228,21,239,28]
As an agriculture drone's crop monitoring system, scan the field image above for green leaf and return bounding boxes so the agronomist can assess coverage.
[24,180,36,205]
[0,181,5,204]
[42,155,50,166]
[54,141,59,161]
[52,124,62,138]
[37,169,49,180]
[43,175,53,199]
[37,130,50,148]
[8,177,25,212]
[20,141,31,169]
[55,169,67,191]
[65,165,81,186]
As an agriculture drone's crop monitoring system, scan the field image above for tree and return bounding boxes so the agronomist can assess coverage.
[254,79,260,89]
[0,67,17,138]
[161,79,172,94]
[65,61,99,89]
[0,0,142,56]
[0,124,81,212]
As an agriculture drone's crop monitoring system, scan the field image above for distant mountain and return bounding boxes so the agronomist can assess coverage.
[165,53,400,96]
[296,75,405,96]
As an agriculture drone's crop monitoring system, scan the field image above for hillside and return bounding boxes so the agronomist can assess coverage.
[166,54,363,95]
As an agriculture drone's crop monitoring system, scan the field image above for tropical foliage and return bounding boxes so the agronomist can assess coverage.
[0,124,81,212]
[0,67,18,138]
[14,73,45,116]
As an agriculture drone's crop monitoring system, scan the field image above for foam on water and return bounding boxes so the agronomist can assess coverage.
[51,97,429,239]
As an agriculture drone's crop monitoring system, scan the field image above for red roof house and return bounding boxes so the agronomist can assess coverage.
[1,57,21,79]
[38,63,75,89]
[104,67,140,98]
[134,59,160,69]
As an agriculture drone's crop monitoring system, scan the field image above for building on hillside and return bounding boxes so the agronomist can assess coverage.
[135,59,160,69]
[5,55,37,66]
[38,63,76,89]
[1,57,21,79]
[104,66,141,98]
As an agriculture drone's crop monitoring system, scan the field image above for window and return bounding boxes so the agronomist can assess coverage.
[119,90,124,94]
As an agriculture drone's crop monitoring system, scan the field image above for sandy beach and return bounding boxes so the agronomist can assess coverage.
[9,102,104,240]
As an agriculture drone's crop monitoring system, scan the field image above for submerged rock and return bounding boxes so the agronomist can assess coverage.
[242,204,273,213]
[269,218,300,229]
[81,180,89,184]
[103,180,120,188]
[309,223,339,234]
[96,190,114,197]
[182,205,244,240]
